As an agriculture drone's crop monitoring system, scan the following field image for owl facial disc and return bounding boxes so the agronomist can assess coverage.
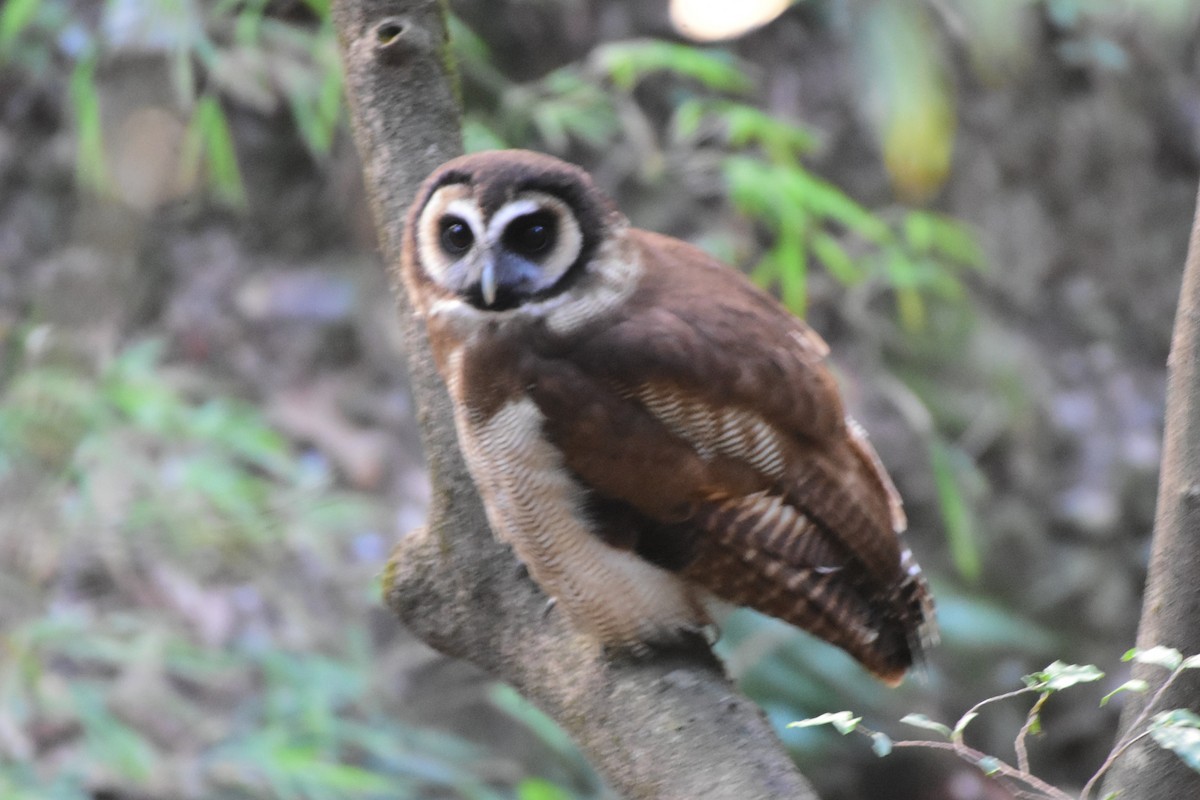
[416,185,584,311]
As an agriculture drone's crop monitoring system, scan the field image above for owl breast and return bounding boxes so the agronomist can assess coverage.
[443,340,713,644]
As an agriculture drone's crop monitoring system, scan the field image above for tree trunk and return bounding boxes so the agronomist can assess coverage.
[330,2,818,798]
[1104,181,1200,797]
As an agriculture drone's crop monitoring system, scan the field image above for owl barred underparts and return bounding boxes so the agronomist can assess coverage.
[401,149,936,683]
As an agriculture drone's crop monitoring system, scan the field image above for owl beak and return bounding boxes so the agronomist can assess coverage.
[480,258,498,307]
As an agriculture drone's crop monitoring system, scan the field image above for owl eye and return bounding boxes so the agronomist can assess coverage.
[439,217,474,254]
[504,212,557,257]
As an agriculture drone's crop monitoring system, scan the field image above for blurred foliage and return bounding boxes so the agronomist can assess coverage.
[0,337,365,563]
[0,0,341,204]
[6,0,1184,797]
[845,0,1197,198]
[0,330,593,799]
[856,1,954,203]
[452,22,984,327]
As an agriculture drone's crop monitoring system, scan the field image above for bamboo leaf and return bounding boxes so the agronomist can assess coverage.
[776,212,808,316]
[0,0,40,54]
[928,438,981,582]
[196,95,246,206]
[592,40,752,93]
[811,232,864,285]
[69,55,109,192]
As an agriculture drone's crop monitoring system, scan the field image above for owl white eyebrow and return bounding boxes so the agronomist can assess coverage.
[485,198,545,243]
[442,198,486,237]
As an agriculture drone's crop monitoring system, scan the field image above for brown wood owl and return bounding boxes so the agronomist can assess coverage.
[401,149,935,684]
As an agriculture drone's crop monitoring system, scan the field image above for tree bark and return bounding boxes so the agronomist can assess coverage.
[330,2,818,798]
[1104,182,1200,797]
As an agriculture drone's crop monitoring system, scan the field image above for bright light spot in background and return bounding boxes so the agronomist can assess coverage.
[670,0,791,42]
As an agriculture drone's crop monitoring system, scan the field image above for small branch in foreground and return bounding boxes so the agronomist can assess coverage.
[887,740,1072,800]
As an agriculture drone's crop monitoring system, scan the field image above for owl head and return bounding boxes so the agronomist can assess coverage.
[403,150,625,313]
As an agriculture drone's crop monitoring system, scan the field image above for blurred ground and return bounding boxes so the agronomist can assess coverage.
[1,1,1198,799]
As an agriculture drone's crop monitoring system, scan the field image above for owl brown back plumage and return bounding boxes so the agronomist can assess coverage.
[401,149,935,683]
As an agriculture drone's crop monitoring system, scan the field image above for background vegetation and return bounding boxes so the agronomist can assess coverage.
[0,0,1197,798]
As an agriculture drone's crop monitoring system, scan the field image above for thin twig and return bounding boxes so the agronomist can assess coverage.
[890,740,1075,800]
[1015,692,1050,775]
[953,685,1038,743]
[1079,667,1182,800]
[1014,791,1052,800]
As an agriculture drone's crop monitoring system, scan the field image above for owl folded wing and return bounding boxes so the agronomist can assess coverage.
[523,230,934,681]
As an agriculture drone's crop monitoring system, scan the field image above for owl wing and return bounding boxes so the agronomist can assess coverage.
[525,230,934,682]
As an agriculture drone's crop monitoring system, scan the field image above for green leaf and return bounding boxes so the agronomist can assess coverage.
[1150,710,1200,772]
[890,257,927,331]
[899,713,952,739]
[859,0,955,200]
[592,40,752,93]
[952,711,979,737]
[724,104,818,161]
[977,756,1003,776]
[283,38,344,158]
[1023,661,1105,692]
[200,95,245,205]
[448,13,493,74]
[463,118,508,153]
[776,212,807,316]
[72,685,157,781]
[811,231,863,284]
[870,731,892,757]
[787,170,890,244]
[517,778,574,800]
[1125,646,1184,671]
[788,711,861,735]
[671,98,708,140]
[1182,654,1200,669]
[180,94,246,206]
[0,0,39,53]
[70,55,109,192]
[928,438,981,582]
[904,211,985,269]
[489,683,580,757]
[299,0,331,17]
[1152,709,1200,729]
[1100,679,1150,707]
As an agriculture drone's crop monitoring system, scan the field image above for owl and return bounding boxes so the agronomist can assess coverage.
[401,149,935,683]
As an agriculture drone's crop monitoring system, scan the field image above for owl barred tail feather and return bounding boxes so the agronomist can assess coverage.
[402,148,936,683]
[683,462,935,684]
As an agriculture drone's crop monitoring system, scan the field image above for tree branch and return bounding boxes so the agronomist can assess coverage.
[1103,181,1200,797]
[331,2,817,797]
